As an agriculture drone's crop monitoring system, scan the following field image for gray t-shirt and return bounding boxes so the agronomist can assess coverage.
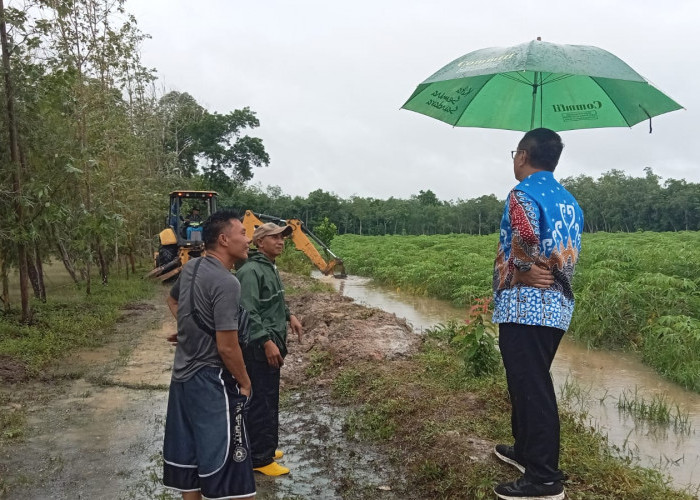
[169,256,240,381]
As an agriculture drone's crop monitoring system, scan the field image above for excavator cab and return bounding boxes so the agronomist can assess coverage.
[147,190,218,281]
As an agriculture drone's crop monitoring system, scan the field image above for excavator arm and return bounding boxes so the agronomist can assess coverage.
[242,210,347,278]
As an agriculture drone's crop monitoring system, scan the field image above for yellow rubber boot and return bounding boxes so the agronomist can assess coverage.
[274,449,284,460]
[253,462,290,476]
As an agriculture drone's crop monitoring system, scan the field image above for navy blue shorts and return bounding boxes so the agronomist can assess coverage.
[163,366,255,499]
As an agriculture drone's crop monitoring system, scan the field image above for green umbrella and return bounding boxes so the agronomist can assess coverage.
[401,39,683,132]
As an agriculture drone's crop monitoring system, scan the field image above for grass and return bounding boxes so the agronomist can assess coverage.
[305,348,333,378]
[327,336,697,499]
[0,265,157,374]
[332,232,700,392]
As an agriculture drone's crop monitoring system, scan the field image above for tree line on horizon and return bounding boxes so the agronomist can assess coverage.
[223,166,700,238]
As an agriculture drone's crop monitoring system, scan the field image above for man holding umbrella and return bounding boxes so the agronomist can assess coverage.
[492,128,583,500]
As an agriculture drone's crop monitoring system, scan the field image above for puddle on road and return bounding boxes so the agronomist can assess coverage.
[256,390,401,499]
[318,273,700,492]
[11,383,168,500]
[0,299,175,500]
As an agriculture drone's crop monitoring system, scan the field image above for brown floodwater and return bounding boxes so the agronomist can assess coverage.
[317,273,700,493]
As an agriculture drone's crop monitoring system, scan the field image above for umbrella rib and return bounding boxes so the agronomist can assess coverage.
[540,73,572,85]
[499,72,572,87]
[499,72,533,85]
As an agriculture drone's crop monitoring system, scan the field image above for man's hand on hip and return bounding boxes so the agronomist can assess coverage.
[264,340,284,368]
[514,264,554,288]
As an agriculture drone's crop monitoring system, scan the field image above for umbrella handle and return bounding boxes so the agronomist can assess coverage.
[530,72,542,130]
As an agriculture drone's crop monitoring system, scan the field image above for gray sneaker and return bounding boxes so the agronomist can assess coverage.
[495,444,526,473]
[494,476,564,500]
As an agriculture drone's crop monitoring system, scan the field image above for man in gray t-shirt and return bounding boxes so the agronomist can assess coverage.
[162,210,256,500]
[169,256,241,381]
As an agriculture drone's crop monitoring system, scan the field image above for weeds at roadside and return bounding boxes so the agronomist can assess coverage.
[344,399,398,441]
[86,375,169,392]
[120,452,176,500]
[558,373,593,413]
[332,368,363,401]
[305,348,334,378]
[0,404,25,440]
[426,298,501,378]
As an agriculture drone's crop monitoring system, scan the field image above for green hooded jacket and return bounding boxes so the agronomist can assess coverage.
[236,251,291,356]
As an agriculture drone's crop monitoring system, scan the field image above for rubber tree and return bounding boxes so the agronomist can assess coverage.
[0,0,30,321]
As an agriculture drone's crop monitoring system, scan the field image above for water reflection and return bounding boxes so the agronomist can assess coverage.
[317,274,700,492]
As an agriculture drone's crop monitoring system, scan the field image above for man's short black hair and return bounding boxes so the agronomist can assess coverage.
[519,128,564,172]
[202,209,242,250]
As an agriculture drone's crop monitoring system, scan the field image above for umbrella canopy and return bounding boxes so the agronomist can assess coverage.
[401,39,683,132]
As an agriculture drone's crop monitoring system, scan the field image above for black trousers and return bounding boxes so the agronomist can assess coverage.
[498,322,565,483]
[243,344,281,468]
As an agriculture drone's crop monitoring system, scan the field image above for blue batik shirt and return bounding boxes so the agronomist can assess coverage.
[492,170,583,331]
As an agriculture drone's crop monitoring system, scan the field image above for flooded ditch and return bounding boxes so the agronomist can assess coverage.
[316,273,700,492]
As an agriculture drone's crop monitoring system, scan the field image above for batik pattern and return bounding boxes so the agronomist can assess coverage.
[492,171,583,330]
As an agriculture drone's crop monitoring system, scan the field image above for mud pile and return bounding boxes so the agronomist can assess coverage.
[281,273,419,386]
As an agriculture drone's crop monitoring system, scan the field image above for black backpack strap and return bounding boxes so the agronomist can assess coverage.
[189,258,216,337]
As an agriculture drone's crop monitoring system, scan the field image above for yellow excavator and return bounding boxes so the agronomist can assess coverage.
[241,210,346,278]
[147,190,346,281]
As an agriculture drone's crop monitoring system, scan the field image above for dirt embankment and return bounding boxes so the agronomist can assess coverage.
[0,273,421,499]
[280,272,419,386]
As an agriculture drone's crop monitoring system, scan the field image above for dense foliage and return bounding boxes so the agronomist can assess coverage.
[0,0,268,321]
[331,232,700,391]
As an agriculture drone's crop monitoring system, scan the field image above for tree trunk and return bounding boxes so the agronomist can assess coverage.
[1,257,9,312]
[129,252,136,275]
[35,245,46,302]
[96,240,108,285]
[86,260,92,295]
[0,0,30,322]
[26,250,41,299]
[56,237,79,284]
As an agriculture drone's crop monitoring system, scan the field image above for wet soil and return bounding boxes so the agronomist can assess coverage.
[0,273,420,499]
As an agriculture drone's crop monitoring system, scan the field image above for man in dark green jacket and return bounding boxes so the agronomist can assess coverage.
[237,222,303,476]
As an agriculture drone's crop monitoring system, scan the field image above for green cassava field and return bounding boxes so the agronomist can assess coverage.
[331,231,700,392]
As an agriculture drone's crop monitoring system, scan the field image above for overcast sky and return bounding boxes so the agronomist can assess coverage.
[126,0,699,202]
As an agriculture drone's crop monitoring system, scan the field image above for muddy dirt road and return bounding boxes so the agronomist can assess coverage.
[0,275,419,499]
